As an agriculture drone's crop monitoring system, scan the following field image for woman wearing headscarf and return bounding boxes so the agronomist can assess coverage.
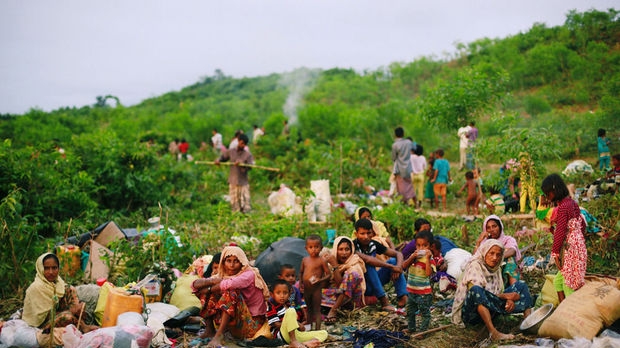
[321,236,366,323]
[351,206,394,249]
[474,215,521,285]
[451,240,532,341]
[192,246,271,347]
[23,253,97,346]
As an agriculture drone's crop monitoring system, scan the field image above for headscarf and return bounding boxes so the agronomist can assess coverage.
[22,253,67,327]
[331,236,366,294]
[217,246,269,299]
[353,206,389,239]
[482,215,521,261]
[451,239,505,327]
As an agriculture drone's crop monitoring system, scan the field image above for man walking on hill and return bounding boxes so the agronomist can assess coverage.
[391,127,416,206]
[216,133,254,213]
[457,122,472,170]
[211,129,223,155]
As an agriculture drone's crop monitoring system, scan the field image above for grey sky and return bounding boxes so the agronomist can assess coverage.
[0,0,616,115]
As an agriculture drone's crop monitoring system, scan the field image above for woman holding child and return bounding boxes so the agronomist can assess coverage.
[452,239,532,341]
[321,236,366,323]
[192,246,271,347]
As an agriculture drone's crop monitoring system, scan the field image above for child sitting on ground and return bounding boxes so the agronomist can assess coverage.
[485,186,505,215]
[299,234,331,330]
[267,280,327,348]
[278,264,308,324]
[457,171,481,215]
[402,230,436,333]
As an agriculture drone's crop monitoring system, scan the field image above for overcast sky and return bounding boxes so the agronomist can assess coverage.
[0,1,616,115]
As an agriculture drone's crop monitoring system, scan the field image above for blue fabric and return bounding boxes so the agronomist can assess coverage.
[378,258,408,298]
[347,329,408,348]
[433,159,450,184]
[364,258,407,299]
[435,236,457,255]
[406,293,432,331]
[461,281,532,325]
[363,263,386,298]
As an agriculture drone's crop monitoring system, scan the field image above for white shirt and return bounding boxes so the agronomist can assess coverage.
[211,133,223,149]
[410,154,427,174]
[458,126,472,149]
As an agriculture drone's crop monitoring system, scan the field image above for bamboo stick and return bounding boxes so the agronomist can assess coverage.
[194,161,280,172]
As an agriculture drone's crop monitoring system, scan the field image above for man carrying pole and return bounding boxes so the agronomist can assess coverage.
[215,133,254,213]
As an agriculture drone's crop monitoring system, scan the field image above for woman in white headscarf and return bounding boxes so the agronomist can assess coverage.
[451,240,532,341]
[192,246,271,347]
[474,215,522,286]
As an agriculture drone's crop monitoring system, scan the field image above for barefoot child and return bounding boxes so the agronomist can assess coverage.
[431,149,451,211]
[299,234,331,330]
[267,280,328,348]
[402,230,436,333]
[458,171,481,215]
[278,264,308,325]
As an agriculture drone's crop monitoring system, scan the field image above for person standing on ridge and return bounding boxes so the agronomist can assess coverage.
[391,127,416,206]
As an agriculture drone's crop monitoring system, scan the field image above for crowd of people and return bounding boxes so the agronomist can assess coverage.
[16,173,594,347]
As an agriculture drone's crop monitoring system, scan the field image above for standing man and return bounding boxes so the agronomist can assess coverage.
[252,125,264,145]
[216,133,254,213]
[457,122,472,170]
[211,129,223,155]
[391,127,416,206]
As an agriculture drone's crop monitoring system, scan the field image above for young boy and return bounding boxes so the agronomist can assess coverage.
[353,218,408,313]
[278,264,308,324]
[402,230,436,333]
[267,279,327,348]
[431,149,451,211]
[299,234,331,330]
[458,171,481,215]
[485,186,505,215]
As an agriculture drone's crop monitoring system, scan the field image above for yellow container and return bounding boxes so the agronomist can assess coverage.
[102,288,143,327]
[56,244,81,277]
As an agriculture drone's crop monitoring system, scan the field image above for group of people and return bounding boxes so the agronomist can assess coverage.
[18,157,590,347]
[391,127,453,211]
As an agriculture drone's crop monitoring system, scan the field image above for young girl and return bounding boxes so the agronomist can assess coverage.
[541,174,587,303]
[424,151,436,209]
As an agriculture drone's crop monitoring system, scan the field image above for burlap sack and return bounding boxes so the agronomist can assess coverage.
[538,278,620,339]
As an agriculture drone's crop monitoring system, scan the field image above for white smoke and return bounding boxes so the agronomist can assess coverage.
[279,68,320,125]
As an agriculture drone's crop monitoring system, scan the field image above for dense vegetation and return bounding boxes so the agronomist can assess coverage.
[1,9,619,302]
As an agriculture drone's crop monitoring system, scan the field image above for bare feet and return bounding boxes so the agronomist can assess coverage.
[289,341,305,348]
[302,338,321,347]
[206,336,223,348]
[490,331,515,341]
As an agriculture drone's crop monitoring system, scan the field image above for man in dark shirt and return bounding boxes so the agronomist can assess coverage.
[353,218,407,311]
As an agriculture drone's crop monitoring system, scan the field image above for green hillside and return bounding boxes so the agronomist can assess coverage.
[1,8,619,299]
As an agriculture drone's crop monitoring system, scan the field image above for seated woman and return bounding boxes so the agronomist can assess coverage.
[321,236,366,323]
[351,206,395,249]
[22,253,97,346]
[474,215,521,285]
[192,246,271,347]
[451,239,532,341]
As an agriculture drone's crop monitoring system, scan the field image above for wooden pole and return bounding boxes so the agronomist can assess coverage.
[194,161,280,172]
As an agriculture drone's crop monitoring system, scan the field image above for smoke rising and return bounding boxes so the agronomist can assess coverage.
[279,68,320,125]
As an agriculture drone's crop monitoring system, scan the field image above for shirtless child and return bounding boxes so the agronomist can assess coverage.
[299,234,331,330]
[458,171,481,215]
